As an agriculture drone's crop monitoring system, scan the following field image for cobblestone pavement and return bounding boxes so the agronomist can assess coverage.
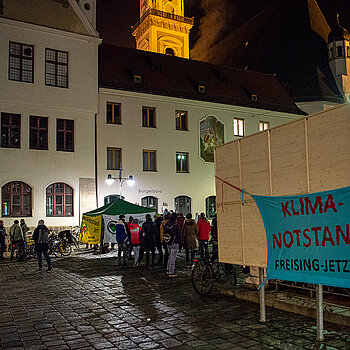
[1,251,350,350]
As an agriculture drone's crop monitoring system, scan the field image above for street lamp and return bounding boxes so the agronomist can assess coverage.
[105,166,135,197]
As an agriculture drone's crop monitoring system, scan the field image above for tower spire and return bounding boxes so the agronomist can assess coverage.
[132,0,193,59]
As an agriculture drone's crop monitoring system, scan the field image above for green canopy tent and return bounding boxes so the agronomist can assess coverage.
[80,198,156,244]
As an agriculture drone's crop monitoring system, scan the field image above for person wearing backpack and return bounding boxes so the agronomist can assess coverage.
[115,215,129,266]
[9,220,24,261]
[160,213,170,268]
[165,213,182,277]
[32,219,52,271]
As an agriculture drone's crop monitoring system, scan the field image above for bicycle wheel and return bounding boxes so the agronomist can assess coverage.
[191,260,215,296]
[59,240,72,256]
[222,263,237,286]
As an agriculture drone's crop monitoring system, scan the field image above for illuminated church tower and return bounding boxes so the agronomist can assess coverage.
[132,0,193,58]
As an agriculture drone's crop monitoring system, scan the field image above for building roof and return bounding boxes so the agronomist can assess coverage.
[99,44,305,115]
[190,0,344,104]
[328,15,350,42]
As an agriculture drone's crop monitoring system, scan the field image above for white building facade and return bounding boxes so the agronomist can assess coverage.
[0,0,101,229]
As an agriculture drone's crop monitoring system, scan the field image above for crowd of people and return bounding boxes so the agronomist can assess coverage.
[109,210,217,278]
[0,218,52,271]
[0,211,218,277]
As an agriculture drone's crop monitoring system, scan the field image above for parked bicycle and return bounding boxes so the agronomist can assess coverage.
[10,240,26,261]
[191,258,238,296]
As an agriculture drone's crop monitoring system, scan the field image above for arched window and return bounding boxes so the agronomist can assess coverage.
[337,45,343,57]
[104,195,124,205]
[329,47,334,59]
[347,46,350,57]
[141,196,158,212]
[2,181,32,217]
[206,196,216,219]
[46,183,73,216]
[174,196,191,216]
[165,48,175,56]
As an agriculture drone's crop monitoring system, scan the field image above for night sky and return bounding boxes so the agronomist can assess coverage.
[97,0,350,50]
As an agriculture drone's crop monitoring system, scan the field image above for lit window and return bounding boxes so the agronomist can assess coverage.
[142,107,156,127]
[30,116,48,150]
[143,150,157,171]
[259,121,269,131]
[46,183,73,216]
[45,48,68,88]
[175,110,188,131]
[107,147,121,170]
[1,113,21,148]
[233,118,244,137]
[2,181,32,217]
[106,102,121,124]
[206,196,216,219]
[9,42,34,83]
[176,152,189,173]
[57,119,74,152]
[141,196,158,211]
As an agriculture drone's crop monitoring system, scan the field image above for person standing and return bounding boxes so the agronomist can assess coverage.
[154,214,164,265]
[9,220,24,261]
[129,218,142,267]
[160,213,170,268]
[32,220,51,271]
[166,213,182,277]
[126,216,134,260]
[182,213,198,267]
[197,213,211,259]
[115,215,128,266]
[20,219,30,251]
[0,220,7,260]
[141,214,157,267]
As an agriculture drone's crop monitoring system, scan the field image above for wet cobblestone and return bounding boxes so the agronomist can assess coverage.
[0,251,350,349]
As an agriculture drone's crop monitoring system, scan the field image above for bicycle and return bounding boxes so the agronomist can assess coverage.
[48,233,72,257]
[10,240,26,261]
[191,258,237,296]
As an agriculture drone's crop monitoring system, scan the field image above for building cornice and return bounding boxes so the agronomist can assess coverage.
[0,17,102,44]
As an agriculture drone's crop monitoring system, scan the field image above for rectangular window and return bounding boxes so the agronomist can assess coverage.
[57,119,74,152]
[30,116,48,150]
[233,118,244,137]
[106,102,121,124]
[142,107,156,128]
[45,48,68,88]
[175,110,188,131]
[107,147,122,170]
[176,152,189,173]
[1,113,21,148]
[259,121,269,131]
[143,150,157,171]
[9,42,34,83]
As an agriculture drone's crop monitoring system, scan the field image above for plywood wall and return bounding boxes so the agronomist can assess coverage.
[215,104,350,267]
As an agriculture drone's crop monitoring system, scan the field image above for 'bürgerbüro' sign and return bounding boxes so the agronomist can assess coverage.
[253,186,350,288]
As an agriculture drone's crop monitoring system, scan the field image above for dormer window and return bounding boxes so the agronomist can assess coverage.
[337,45,343,57]
[198,85,206,93]
[134,74,142,83]
[251,94,258,102]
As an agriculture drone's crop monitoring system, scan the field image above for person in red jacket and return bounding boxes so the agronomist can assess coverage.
[197,212,211,259]
[129,218,142,267]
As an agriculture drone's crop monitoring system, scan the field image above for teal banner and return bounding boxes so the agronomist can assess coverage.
[253,186,350,288]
